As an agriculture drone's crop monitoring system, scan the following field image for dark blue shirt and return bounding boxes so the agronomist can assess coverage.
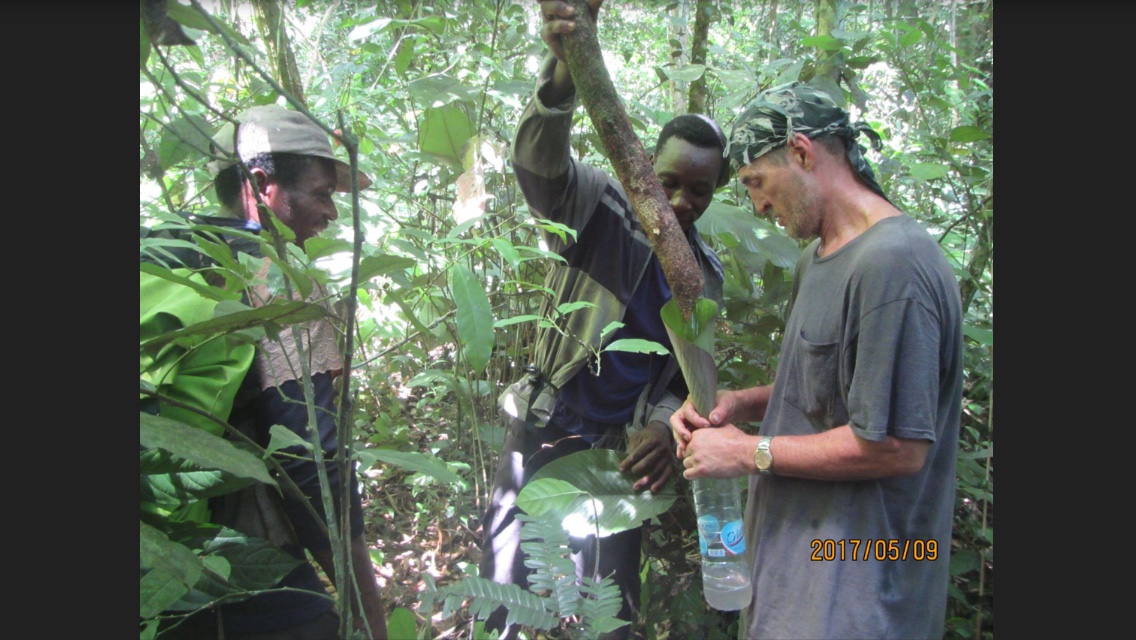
[554,257,673,441]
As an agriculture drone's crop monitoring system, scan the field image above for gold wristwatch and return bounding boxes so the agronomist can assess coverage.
[753,435,774,475]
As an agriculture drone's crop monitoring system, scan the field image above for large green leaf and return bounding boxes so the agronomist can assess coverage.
[266,423,313,454]
[477,422,506,454]
[556,300,596,316]
[696,201,801,270]
[492,237,521,272]
[406,369,459,393]
[395,39,415,78]
[302,237,353,260]
[661,63,706,82]
[909,162,951,181]
[661,298,718,348]
[949,125,991,143]
[516,478,585,516]
[140,299,326,351]
[139,261,236,303]
[386,607,417,640]
[524,449,678,537]
[770,59,804,86]
[899,27,925,47]
[140,413,275,486]
[347,16,392,40]
[159,114,211,170]
[419,104,475,166]
[355,449,465,486]
[199,527,304,591]
[150,525,303,613]
[661,298,719,416]
[801,35,844,51]
[140,568,189,619]
[409,75,478,107]
[494,314,544,328]
[140,448,256,507]
[140,521,203,599]
[165,0,250,45]
[451,265,494,373]
[603,338,670,356]
[963,325,993,346]
[359,254,417,282]
[533,219,578,244]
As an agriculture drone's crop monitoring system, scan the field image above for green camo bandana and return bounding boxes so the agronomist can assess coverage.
[726,82,890,202]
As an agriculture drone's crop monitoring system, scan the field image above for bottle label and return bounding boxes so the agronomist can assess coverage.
[722,519,746,555]
[696,514,719,557]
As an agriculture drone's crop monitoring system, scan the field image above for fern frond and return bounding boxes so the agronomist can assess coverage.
[518,512,581,617]
[578,574,629,637]
[439,576,559,631]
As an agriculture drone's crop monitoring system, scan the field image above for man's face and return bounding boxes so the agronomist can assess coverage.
[264,159,339,247]
[737,151,821,240]
[653,137,722,232]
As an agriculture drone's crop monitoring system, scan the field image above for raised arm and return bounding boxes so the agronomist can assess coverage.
[512,0,610,249]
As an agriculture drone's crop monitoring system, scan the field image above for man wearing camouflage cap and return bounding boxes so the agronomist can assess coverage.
[145,105,386,639]
[670,82,963,638]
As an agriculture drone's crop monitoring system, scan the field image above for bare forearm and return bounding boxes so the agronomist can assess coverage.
[733,384,772,423]
[767,426,930,481]
[683,423,930,482]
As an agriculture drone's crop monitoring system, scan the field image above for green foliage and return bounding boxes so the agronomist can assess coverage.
[355,448,467,487]
[524,449,679,537]
[442,576,560,632]
[419,104,477,167]
[139,447,256,507]
[440,511,630,639]
[518,512,580,618]
[602,338,670,356]
[140,413,275,487]
[386,607,418,640]
[451,264,495,374]
[577,576,630,637]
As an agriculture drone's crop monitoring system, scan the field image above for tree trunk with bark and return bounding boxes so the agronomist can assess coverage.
[560,0,703,318]
[815,0,843,86]
[686,0,713,115]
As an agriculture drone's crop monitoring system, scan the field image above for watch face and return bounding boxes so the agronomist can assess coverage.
[754,451,773,470]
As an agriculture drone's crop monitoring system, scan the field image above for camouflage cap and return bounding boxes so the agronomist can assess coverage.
[208,105,372,191]
[725,82,888,201]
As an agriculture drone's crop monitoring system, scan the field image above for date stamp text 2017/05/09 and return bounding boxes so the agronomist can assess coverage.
[809,539,938,562]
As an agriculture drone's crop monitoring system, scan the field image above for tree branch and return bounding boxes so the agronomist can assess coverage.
[560,0,703,318]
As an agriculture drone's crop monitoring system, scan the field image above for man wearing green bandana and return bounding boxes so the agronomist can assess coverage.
[671,82,963,639]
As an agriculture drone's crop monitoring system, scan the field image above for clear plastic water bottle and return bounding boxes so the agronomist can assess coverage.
[692,476,753,611]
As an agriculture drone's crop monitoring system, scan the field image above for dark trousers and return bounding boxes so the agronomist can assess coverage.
[479,416,642,640]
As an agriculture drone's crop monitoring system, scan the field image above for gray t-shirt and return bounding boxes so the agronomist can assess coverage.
[743,214,963,639]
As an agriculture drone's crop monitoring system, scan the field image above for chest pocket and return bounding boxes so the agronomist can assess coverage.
[783,332,848,428]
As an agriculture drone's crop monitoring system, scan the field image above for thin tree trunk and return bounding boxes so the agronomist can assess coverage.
[561,0,703,318]
[960,192,992,314]
[768,0,779,51]
[253,0,306,107]
[686,0,713,115]
[814,0,842,85]
[668,0,690,115]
